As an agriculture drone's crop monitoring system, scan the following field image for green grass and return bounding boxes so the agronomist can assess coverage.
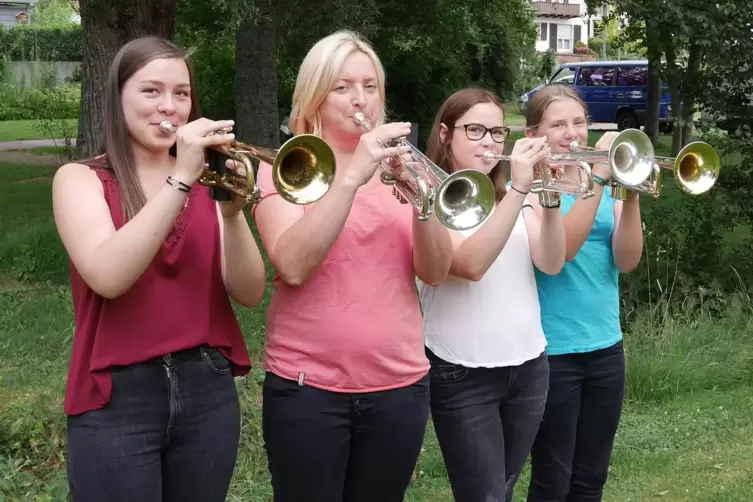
[0,119,78,142]
[1,160,753,501]
[504,105,526,126]
[8,146,71,156]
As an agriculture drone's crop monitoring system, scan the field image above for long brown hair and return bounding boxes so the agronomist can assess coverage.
[81,36,202,221]
[426,88,508,202]
[525,85,587,129]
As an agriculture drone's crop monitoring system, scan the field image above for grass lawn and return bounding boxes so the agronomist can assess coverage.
[2,159,752,501]
[0,119,78,142]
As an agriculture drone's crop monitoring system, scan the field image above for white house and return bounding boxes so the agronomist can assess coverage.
[0,0,36,27]
[530,0,604,56]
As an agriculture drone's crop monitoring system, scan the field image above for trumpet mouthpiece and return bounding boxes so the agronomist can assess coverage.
[159,120,177,133]
[480,152,496,163]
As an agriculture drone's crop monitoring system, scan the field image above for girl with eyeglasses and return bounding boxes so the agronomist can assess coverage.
[416,87,566,502]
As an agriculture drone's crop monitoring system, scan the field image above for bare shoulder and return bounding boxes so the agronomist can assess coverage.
[53,162,103,193]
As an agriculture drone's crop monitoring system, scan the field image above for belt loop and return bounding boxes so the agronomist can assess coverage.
[297,372,306,387]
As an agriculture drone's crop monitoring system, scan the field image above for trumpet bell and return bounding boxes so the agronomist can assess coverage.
[273,134,336,205]
[674,141,720,195]
[609,128,655,187]
[435,169,497,231]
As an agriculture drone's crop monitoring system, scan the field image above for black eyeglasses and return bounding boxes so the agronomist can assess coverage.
[450,124,510,143]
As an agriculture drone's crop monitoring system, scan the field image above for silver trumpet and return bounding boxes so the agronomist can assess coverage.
[479,152,595,208]
[352,112,496,231]
[554,128,656,189]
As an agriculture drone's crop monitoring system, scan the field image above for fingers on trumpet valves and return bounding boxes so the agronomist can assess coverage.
[224,158,245,174]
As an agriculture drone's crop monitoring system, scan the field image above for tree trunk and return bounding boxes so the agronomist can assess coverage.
[663,43,683,156]
[234,0,280,149]
[77,0,177,157]
[682,44,703,146]
[644,21,662,145]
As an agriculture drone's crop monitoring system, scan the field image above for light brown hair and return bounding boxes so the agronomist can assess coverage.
[426,88,507,202]
[525,85,587,129]
[81,36,202,221]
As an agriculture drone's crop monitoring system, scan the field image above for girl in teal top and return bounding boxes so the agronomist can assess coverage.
[524,85,644,502]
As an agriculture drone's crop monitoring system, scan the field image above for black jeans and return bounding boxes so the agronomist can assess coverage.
[66,346,241,502]
[527,340,626,502]
[427,348,550,502]
[262,371,430,502]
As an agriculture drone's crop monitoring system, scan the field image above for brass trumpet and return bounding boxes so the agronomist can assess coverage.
[352,112,496,231]
[158,120,336,205]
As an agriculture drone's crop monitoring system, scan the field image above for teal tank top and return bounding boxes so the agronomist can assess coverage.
[534,190,622,355]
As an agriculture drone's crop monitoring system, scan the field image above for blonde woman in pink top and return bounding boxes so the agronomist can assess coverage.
[251,30,453,502]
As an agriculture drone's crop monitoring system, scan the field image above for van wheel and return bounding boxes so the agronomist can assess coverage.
[616,110,639,131]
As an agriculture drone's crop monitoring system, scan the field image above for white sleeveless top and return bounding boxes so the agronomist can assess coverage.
[417,209,547,368]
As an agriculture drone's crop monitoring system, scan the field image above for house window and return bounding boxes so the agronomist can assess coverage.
[540,23,547,41]
[557,24,572,51]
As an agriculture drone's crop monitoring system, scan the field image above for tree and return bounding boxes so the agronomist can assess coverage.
[235,0,279,148]
[76,0,177,157]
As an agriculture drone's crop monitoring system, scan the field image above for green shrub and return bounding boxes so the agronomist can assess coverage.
[0,83,80,121]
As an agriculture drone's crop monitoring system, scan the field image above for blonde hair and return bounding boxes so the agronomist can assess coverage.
[289,30,386,136]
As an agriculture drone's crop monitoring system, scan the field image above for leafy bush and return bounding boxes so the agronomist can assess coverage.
[0,83,79,121]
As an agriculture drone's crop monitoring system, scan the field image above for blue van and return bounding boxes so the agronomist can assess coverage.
[519,60,673,132]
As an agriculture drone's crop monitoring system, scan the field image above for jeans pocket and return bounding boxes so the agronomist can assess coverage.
[201,346,232,375]
[429,363,469,383]
[262,372,301,402]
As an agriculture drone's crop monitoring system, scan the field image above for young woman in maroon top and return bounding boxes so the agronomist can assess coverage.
[51,36,266,502]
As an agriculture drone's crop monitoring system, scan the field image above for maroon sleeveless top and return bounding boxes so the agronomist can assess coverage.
[63,167,251,416]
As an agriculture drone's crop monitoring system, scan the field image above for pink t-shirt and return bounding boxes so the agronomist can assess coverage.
[254,161,429,393]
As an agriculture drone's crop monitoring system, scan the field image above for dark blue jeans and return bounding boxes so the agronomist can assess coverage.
[427,348,550,502]
[262,371,430,502]
[527,340,626,502]
[66,346,241,502]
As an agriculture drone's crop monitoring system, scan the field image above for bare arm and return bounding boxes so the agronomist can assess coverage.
[522,194,566,275]
[255,122,413,287]
[448,189,527,282]
[611,194,643,272]
[52,163,191,299]
[52,118,236,299]
[216,206,267,307]
[412,214,452,286]
[564,131,620,261]
[563,183,607,261]
[254,174,361,287]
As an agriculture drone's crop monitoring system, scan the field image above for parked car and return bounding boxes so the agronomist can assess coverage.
[519,60,674,132]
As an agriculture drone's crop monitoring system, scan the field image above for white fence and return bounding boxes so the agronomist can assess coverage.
[6,61,80,88]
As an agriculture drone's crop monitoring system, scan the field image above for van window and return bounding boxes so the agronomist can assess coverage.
[549,66,576,85]
[616,66,648,86]
[579,67,616,86]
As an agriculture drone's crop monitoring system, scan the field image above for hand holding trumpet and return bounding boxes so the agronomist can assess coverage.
[168,118,237,186]
[507,137,551,193]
